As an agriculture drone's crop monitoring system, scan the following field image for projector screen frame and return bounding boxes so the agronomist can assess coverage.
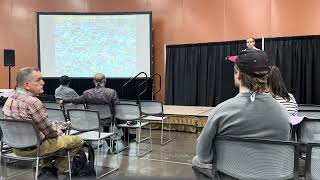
[36,11,153,79]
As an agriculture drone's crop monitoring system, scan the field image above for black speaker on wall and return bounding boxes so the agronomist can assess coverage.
[4,49,15,67]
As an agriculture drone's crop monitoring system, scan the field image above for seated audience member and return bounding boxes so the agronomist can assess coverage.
[2,67,84,177]
[60,73,125,145]
[55,75,79,99]
[61,73,118,105]
[267,66,302,139]
[267,66,298,117]
[192,50,290,180]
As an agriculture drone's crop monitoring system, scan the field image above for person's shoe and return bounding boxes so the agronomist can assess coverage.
[37,166,58,179]
[129,133,136,140]
[57,173,69,180]
[108,146,117,154]
[113,140,125,153]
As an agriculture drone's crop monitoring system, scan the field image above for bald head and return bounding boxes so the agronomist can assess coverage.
[93,73,106,87]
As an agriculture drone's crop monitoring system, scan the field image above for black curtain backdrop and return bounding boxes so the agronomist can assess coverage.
[43,78,153,101]
[165,35,320,106]
[264,36,320,104]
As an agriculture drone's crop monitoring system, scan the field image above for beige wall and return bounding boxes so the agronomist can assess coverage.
[1,0,320,102]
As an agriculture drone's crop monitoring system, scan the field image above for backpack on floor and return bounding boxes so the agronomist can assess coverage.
[71,141,96,177]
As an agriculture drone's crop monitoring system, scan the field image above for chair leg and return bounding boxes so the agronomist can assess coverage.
[168,118,172,142]
[96,139,100,178]
[0,156,7,180]
[137,127,141,157]
[127,128,130,147]
[35,157,40,180]
[159,117,172,146]
[110,138,114,153]
[149,123,152,151]
[116,138,119,168]
[119,128,130,151]
[32,161,36,180]
[96,137,119,179]
[0,153,2,179]
[4,159,8,180]
[68,151,71,180]
[161,119,164,145]
[168,119,172,140]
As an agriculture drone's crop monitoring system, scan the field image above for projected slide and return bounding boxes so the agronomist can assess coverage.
[38,13,151,78]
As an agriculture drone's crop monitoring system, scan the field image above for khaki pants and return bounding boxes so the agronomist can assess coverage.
[14,135,84,173]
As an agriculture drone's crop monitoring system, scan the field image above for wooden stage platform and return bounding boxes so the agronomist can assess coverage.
[149,105,215,133]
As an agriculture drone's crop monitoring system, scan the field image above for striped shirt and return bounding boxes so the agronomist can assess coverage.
[2,89,59,139]
[275,93,298,116]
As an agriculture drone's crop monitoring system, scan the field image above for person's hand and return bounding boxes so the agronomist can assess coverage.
[56,128,64,135]
[58,99,63,105]
[52,123,64,135]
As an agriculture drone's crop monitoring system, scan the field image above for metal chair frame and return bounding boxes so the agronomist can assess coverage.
[67,109,119,178]
[214,136,300,180]
[114,103,152,157]
[140,100,172,145]
[298,104,320,111]
[0,118,71,180]
[305,143,320,180]
[42,101,62,110]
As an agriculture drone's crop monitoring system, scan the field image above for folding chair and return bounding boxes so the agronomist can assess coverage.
[86,104,119,151]
[114,103,152,157]
[300,119,320,144]
[46,108,78,135]
[305,143,320,180]
[67,109,119,178]
[63,103,85,119]
[0,108,12,153]
[46,108,66,123]
[118,99,138,105]
[43,101,62,110]
[0,118,72,180]
[298,118,320,160]
[299,104,320,111]
[298,110,320,119]
[86,104,113,128]
[63,103,85,113]
[140,100,171,145]
[214,136,299,180]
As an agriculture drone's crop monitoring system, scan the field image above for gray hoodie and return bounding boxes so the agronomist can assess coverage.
[193,92,290,169]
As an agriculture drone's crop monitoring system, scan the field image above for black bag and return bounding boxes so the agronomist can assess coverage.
[38,166,58,180]
[71,142,96,177]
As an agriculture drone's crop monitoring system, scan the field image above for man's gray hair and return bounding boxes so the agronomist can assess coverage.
[16,67,39,87]
[93,73,106,87]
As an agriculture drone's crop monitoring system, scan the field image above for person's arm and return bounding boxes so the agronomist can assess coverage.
[70,89,79,97]
[29,100,61,138]
[112,90,119,103]
[289,93,298,116]
[54,87,62,99]
[63,94,85,104]
[196,110,219,164]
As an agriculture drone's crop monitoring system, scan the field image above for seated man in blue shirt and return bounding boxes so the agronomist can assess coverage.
[55,75,79,99]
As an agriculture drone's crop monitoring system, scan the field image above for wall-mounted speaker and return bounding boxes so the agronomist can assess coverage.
[4,49,15,67]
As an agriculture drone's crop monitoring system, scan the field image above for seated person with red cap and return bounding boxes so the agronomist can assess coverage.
[192,50,290,179]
